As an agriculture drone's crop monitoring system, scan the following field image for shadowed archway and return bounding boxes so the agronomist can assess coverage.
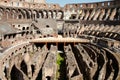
[10,65,24,80]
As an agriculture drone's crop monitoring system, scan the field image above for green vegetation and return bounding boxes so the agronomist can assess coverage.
[56,53,64,80]
[57,53,64,66]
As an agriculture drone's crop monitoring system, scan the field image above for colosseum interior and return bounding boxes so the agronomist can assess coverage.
[0,0,120,80]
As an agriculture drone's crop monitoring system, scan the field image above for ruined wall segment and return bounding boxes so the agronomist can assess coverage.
[0,0,120,80]
[34,0,46,3]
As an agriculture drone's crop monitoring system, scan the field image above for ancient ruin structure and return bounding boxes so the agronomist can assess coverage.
[0,0,120,80]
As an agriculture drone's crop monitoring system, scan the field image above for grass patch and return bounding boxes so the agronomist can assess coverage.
[56,53,64,80]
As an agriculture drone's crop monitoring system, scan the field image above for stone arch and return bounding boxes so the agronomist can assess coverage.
[104,8,111,20]
[39,10,44,18]
[48,10,53,18]
[109,8,116,20]
[22,27,25,30]
[17,13,23,19]
[0,7,4,12]
[18,9,25,19]
[21,9,26,19]
[23,9,31,19]
[57,10,64,19]
[43,10,48,18]
[28,9,32,19]
[99,8,105,20]
[5,8,11,19]
[22,9,27,19]
[53,10,57,19]
[33,10,39,20]
[11,9,18,19]
[114,8,119,20]
[0,7,4,20]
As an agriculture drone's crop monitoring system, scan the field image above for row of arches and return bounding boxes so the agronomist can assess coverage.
[0,42,29,80]
[0,7,64,20]
[65,8,120,21]
[78,24,120,41]
[65,1,116,10]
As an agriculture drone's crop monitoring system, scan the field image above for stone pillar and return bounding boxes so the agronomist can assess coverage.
[42,45,57,80]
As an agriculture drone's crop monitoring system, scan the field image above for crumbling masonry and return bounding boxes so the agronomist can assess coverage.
[0,0,120,80]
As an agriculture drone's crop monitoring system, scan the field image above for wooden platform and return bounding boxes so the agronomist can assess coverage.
[30,37,90,43]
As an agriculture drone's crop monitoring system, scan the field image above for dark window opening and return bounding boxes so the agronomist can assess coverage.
[46,76,51,80]
[4,35,7,39]
[26,31,29,35]
[10,65,24,80]
[33,14,36,20]
[22,27,25,30]
[37,31,41,34]
[8,35,11,39]
[19,15,22,19]
[26,27,29,30]
[30,31,33,34]
[4,1,7,3]
[18,25,20,27]
[13,25,15,27]
[71,14,76,19]
[46,25,50,28]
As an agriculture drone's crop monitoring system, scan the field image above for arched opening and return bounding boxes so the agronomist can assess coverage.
[48,11,53,18]
[4,66,8,79]
[46,25,50,28]
[33,10,37,20]
[22,10,27,19]
[36,10,39,18]
[32,10,39,20]
[71,14,77,19]
[18,14,22,19]
[18,9,25,19]
[39,10,44,18]
[53,11,57,19]
[43,10,48,19]
[57,11,63,19]
[46,76,51,80]
[0,8,4,20]
[5,9,10,19]
[27,10,31,19]
[0,12,3,19]
[37,30,41,34]
[26,27,29,30]
[22,27,25,30]
[11,9,17,19]
[10,65,24,80]
[20,9,26,19]
[20,60,28,75]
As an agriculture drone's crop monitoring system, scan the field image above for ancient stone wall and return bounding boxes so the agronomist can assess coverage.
[0,1,120,80]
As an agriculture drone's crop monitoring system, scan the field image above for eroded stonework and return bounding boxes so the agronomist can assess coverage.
[0,0,120,80]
